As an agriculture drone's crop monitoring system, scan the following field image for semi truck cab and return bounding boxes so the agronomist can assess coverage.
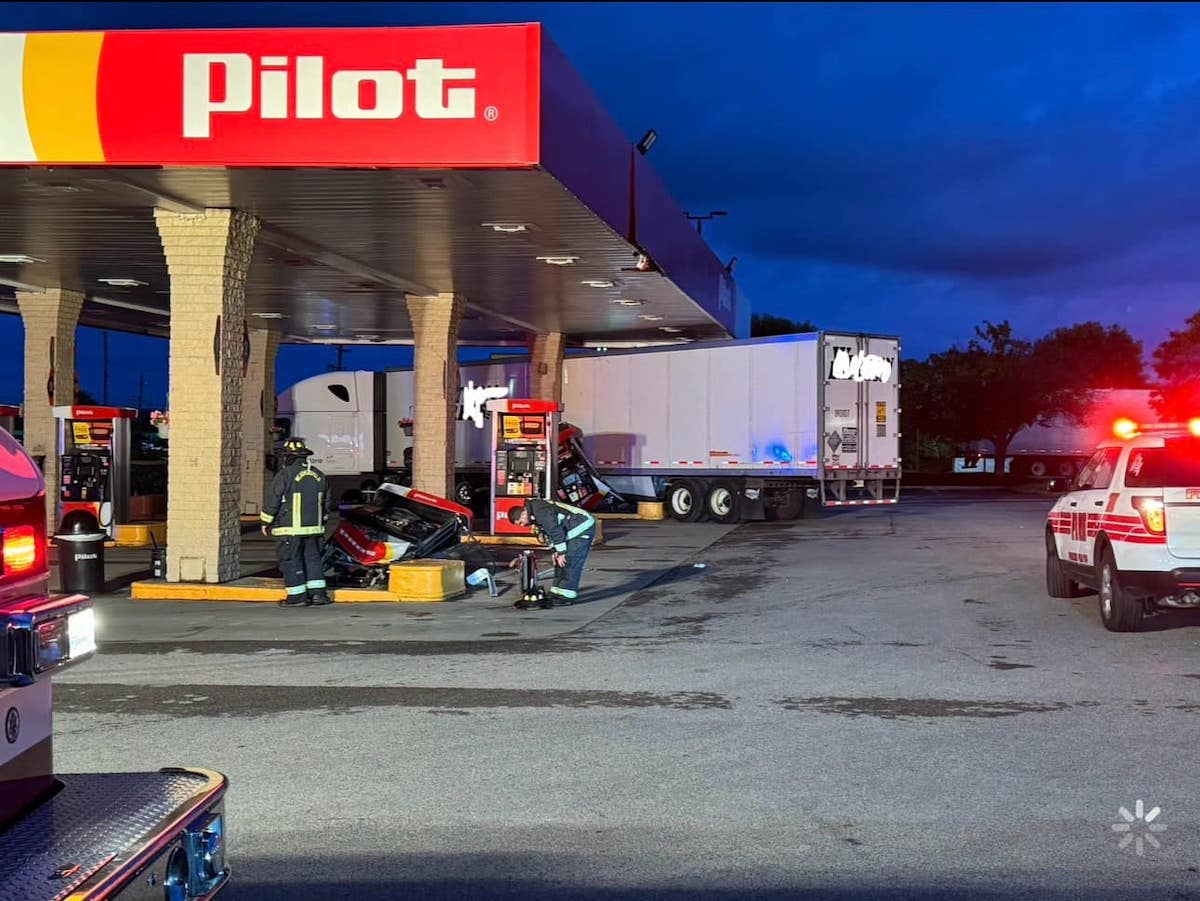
[0,425,231,900]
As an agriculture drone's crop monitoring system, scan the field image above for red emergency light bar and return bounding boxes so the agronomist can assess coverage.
[1113,418,1200,439]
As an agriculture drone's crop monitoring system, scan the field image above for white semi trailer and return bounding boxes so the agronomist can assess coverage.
[276,332,902,521]
[955,388,1157,478]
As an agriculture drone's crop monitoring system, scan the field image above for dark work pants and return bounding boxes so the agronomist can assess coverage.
[275,535,326,597]
[552,532,593,600]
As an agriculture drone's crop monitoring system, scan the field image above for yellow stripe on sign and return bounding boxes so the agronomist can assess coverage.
[23,32,105,163]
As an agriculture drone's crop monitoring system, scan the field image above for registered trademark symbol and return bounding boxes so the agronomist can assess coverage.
[484,105,500,122]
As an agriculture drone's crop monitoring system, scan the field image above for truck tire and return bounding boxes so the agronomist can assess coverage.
[1045,530,1084,599]
[1098,546,1143,632]
[706,479,741,524]
[666,480,706,522]
[1028,459,1047,478]
[1057,460,1076,478]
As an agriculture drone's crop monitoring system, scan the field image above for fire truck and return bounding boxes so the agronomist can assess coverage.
[0,424,231,899]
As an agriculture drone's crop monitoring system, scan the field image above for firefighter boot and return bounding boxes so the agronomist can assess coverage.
[277,594,310,609]
[308,590,333,606]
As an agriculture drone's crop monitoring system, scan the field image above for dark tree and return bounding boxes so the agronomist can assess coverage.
[1032,322,1146,389]
[750,313,817,336]
[1151,311,1200,420]
[904,320,1143,476]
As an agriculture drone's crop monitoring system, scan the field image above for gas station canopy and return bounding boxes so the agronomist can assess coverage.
[0,24,746,345]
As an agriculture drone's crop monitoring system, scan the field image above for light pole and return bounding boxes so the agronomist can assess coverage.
[684,210,728,236]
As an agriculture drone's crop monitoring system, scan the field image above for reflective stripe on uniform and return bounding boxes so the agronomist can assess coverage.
[271,525,324,536]
[306,579,326,590]
[550,586,578,599]
[285,584,307,596]
[260,511,274,524]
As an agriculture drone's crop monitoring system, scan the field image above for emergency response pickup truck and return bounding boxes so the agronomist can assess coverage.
[1046,417,1200,631]
[0,425,231,900]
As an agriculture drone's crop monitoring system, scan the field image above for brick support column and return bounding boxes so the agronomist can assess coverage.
[16,288,84,528]
[405,293,464,498]
[156,208,260,582]
[529,331,566,405]
[241,328,281,516]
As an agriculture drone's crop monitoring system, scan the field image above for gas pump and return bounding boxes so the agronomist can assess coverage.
[486,398,560,535]
[556,421,613,510]
[54,405,134,537]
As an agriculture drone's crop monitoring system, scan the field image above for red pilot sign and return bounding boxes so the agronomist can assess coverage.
[0,25,541,167]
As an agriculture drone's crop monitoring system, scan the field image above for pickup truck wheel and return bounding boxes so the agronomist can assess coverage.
[666,480,706,522]
[1045,530,1085,598]
[1098,547,1144,632]
[454,481,474,507]
[706,479,741,524]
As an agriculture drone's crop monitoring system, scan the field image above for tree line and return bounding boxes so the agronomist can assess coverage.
[750,310,1200,472]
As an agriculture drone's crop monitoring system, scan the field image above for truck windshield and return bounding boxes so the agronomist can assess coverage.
[1124,437,1200,487]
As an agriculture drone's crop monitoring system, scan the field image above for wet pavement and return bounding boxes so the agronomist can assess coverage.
[52,496,1200,899]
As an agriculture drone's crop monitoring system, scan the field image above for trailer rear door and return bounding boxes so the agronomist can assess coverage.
[821,334,900,498]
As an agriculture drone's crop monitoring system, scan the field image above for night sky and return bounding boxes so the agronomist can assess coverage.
[2,2,1199,409]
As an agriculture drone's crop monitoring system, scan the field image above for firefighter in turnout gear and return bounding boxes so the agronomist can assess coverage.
[262,437,331,608]
[507,498,595,605]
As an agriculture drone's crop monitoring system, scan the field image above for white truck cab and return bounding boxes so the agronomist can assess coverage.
[0,425,231,900]
[1046,417,1200,631]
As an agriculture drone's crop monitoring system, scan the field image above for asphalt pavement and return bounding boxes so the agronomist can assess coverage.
[51,494,1200,899]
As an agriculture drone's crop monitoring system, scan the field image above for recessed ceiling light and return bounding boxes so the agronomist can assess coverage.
[482,222,533,233]
[252,312,286,320]
[613,299,645,306]
[0,254,44,264]
[313,324,338,331]
[98,277,147,288]
[581,278,616,289]
[537,255,579,266]
[638,314,664,321]
[660,326,684,333]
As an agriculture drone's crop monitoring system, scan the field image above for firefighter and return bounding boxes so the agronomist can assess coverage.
[507,498,596,605]
[262,437,331,608]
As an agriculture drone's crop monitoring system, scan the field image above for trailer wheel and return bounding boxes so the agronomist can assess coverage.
[666,480,706,522]
[706,479,741,524]
[1057,460,1076,478]
[1028,459,1047,478]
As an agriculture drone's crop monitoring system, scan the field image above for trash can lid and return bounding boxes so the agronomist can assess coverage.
[56,509,105,540]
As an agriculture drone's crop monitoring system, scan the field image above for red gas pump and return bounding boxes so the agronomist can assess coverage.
[486,398,560,536]
[54,406,135,537]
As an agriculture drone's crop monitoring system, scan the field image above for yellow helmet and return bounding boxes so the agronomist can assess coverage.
[282,437,313,457]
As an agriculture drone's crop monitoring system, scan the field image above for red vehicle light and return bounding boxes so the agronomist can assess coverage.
[1132,496,1167,535]
[1113,418,1139,440]
[1190,418,1200,437]
[2,524,38,576]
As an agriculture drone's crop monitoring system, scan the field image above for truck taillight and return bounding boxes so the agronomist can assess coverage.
[0,496,47,581]
[2,524,38,576]
[1132,496,1166,535]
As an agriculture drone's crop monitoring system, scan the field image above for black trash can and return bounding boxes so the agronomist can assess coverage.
[56,510,107,594]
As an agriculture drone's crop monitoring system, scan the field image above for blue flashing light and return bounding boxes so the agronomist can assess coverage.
[769,444,793,464]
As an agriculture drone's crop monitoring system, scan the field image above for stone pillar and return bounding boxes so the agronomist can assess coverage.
[155,208,260,583]
[405,292,464,498]
[529,331,566,405]
[241,328,281,516]
[16,288,84,528]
